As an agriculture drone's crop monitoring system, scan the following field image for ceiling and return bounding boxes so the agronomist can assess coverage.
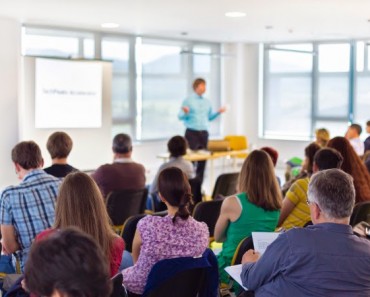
[1,0,370,43]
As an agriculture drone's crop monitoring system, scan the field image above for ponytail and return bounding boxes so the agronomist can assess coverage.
[172,193,193,223]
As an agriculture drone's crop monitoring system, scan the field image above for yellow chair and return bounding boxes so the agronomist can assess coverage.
[224,135,248,159]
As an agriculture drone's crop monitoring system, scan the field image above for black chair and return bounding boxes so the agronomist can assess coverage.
[192,200,223,239]
[111,273,128,297]
[231,237,254,266]
[350,201,370,226]
[106,188,148,234]
[212,173,239,200]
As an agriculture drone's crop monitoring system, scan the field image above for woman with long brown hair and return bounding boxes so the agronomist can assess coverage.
[36,172,124,276]
[214,150,282,285]
[327,136,370,203]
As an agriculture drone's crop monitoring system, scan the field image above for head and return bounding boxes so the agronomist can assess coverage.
[12,141,43,179]
[313,148,343,172]
[307,169,355,224]
[366,120,370,134]
[112,133,132,156]
[168,135,188,158]
[193,78,206,96]
[302,142,321,176]
[238,150,282,211]
[54,172,115,261]
[315,128,330,147]
[24,228,112,297]
[260,147,278,167]
[47,132,73,160]
[158,167,193,223]
[346,123,362,139]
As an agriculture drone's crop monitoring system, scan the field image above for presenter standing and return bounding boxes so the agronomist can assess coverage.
[178,78,226,183]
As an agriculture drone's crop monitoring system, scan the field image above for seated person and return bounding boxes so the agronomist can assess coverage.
[241,169,370,296]
[260,146,281,186]
[122,167,209,295]
[92,133,146,198]
[24,228,112,297]
[345,123,364,156]
[0,141,61,271]
[214,150,282,285]
[149,135,195,208]
[44,131,78,178]
[364,120,370,152]
[37,172,124,276]
[315,128,330,147]
[278,146,343,229]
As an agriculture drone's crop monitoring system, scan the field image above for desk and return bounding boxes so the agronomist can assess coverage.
[157,150,248,192]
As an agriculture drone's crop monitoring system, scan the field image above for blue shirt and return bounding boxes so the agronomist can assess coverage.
[241,223,370,297]
[178,93,220,131]
[0,169,61,271]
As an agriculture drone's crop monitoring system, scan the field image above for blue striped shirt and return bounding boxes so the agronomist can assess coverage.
[178,93,220,131]
[0,169,61,271]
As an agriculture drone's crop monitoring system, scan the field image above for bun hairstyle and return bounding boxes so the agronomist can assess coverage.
[158,167,193,223]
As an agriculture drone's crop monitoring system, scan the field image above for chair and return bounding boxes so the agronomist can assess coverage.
[230,237,254,266]
[193,200,223,239]
[350,201,370,226]
[142,249,219,297]
[106,188,148,234]
[212,172,239,200]
[224,135,248,159]
[110,273,128,297]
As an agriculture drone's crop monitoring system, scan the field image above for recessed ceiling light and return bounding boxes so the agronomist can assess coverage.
[225,12,246,18]
[101,23,120,29]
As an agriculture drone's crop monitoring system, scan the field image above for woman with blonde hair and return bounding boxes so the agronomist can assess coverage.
[315,128,330,147]
[215,150,282,285]
[36,172,124,276]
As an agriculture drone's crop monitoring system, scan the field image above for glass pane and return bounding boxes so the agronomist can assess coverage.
[357,41,365,72]
[102,39,129,73]
[194,46,211,73]
[355,76,370,128]
[317,76,349,117]
[111,75,130,119]
[83,38,95,59]
[112,123,133,139]
[273,44,313,51]
[314,121,349,138]
[269,50,312,73]
[264,76,312,139]
[141,78,187,140]
[141,43,182,74]
[318,44,350,72]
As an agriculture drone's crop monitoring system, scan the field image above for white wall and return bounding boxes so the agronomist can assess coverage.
[0,17,20,189]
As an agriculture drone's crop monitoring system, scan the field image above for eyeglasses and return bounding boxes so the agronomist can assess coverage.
[306,199,312,205]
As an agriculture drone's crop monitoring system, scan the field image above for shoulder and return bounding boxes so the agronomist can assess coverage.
[221,195,241,212]
[36,228,56,241]
[131,162,145,171]
[112,235,125,250]
[137,215,162,229]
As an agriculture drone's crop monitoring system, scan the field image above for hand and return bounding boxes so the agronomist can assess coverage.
[241,249,260,264]
[218,106,226,113]
[182,106,190,114]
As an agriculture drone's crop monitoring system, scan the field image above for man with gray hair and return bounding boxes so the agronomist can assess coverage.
[240,169,370,296]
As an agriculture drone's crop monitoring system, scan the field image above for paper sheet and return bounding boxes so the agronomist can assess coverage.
[252,232,280,254]
[224,264,248,290]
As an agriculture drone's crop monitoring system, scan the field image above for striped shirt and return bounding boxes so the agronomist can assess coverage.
[281,177,311,229]
[0,169,61,271]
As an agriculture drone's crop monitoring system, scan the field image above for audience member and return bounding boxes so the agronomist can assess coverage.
[278,145,342,229]
[36,172,124,276]
[241,169,370,296]
[122,167,208,295]
[92,133,145,198]
[44,131,78,178]
[345,123,364,156]
[214,150,282,285]
[363,151,370,174]
[260,146,281,186]
[327,137,370,203]
[315,128,330,147]
[25,228,112,297]
[364,120,370,152]
[0,141,61,271]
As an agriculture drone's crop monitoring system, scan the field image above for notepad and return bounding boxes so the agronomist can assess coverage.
[224,264,248,290]
[252,232,280,254]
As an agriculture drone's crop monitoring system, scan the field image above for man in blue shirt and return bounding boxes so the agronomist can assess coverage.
[0,141,61,271]
[178,78,225,183]
[241,169,370,296]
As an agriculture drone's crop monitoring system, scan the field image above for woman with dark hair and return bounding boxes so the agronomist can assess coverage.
[122,167,209,295]
[327,137,370,203]
[214,150,282,285]
[278,142,321,229]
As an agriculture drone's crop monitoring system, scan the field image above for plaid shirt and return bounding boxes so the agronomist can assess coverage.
[0,169,61,271]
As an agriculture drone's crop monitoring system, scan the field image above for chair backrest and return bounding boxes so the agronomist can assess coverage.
[110,273,127,297]
[231,236,254,266]
[192,200,223,238]
[121,214,147,253]
[350,201,370,226]
[224,135,248,151]
[211,172,239,200]
[106,188,148,226]
[143,248,218,297]
[188,177,203,212]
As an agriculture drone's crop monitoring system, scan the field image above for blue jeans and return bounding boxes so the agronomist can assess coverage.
[119,250,134,271]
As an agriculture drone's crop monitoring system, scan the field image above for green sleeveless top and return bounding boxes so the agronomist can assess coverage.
[217,192,280,283]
